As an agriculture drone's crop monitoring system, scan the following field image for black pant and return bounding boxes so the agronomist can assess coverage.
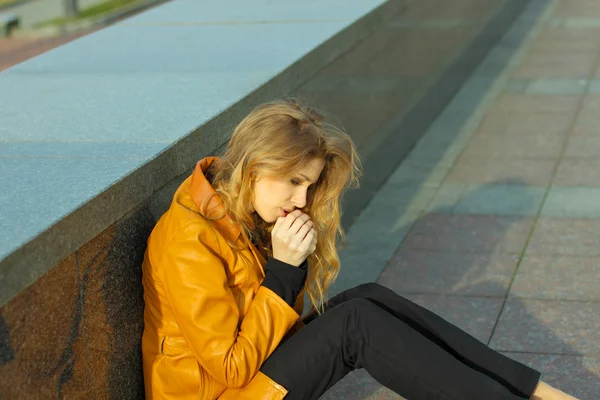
[260,283,541,400]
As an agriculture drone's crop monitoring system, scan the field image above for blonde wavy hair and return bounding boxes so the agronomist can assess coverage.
[205,98,361,313]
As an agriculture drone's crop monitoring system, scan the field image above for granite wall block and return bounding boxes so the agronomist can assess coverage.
[0,207,155,399]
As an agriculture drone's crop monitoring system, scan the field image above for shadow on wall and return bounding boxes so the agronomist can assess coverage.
[0,206,155,399]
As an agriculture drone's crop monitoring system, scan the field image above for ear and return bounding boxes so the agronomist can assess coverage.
[250,170,261,182]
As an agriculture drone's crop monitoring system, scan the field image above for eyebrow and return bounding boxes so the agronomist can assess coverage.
[298,173,316,184]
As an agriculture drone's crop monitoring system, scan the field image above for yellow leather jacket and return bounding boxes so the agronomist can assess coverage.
[142,157,304,399]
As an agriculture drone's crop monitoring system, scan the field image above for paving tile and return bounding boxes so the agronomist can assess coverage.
[513,53,596,79]
[0,254,93,399]
[564,131,600,158]
[380,250,519,296]
[400,213,534,253]
[574,112,600,131]
[541,186,600,218]
[569,124,600,139]
[454,185,546,216]
[531,27,600,53]
[476,114,573,137]
[396,294,504,344]
[574,95,600,129]
[585,79,600,93]
[522,78,588,95]
[529,34,600,53]
[522,51,597,66]
[425,183,468,213]
[489,94,581,115]
[502,353,600,400]
[527,217,600,256]
[510,254,600,301]
[459,131,566,159]
[445,157,556,186]
[332,213,421,296]
[554,159,600,186]
[547,17,600,29]
[490,299,600,355]
[554,1,600,18]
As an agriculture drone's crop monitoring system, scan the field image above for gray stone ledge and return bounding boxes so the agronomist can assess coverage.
[0,0,406,306]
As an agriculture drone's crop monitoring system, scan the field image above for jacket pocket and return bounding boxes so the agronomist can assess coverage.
[155,336,201,399]
[156,353,201,400]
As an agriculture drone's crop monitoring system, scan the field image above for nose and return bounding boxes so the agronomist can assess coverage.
[291,187,307,209]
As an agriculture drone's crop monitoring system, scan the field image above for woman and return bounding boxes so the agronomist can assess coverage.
[141,99,577,400]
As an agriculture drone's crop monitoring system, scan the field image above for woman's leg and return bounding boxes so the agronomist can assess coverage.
[302,283,540,398]
[261,298,526,400]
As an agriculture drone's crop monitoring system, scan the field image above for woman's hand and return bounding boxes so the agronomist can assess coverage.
[271,210,317,267]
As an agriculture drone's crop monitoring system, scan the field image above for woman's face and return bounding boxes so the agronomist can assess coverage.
[252,157,325,223]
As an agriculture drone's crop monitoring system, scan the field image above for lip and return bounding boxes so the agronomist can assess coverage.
[280,208,294,217]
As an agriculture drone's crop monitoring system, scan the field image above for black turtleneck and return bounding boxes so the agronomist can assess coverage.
[261,258,307,307]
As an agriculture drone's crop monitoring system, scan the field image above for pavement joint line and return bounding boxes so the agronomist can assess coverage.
[510,0,600,284]
[419,0,558,177]
[547,17,600,28]
[427,4,560,213]
[351,0,562,294]
[470,0,563,347]
[400,292,600,303]
[491,5,600,344]
[505,351,600,359]
[498,350,600,358]
[333,0,551,300]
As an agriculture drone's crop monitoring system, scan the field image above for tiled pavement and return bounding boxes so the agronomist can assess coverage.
[325,0,600,399]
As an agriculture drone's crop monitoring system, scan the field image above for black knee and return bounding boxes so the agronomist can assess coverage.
[351,282,390,297]
[339,298,381,325]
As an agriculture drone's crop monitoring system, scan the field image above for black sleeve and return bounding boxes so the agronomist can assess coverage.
[261,258,307,307]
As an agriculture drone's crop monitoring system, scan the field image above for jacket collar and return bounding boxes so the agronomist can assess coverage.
[189,157,241,243]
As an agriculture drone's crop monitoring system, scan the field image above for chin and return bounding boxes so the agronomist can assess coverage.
[255,210,276,224]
